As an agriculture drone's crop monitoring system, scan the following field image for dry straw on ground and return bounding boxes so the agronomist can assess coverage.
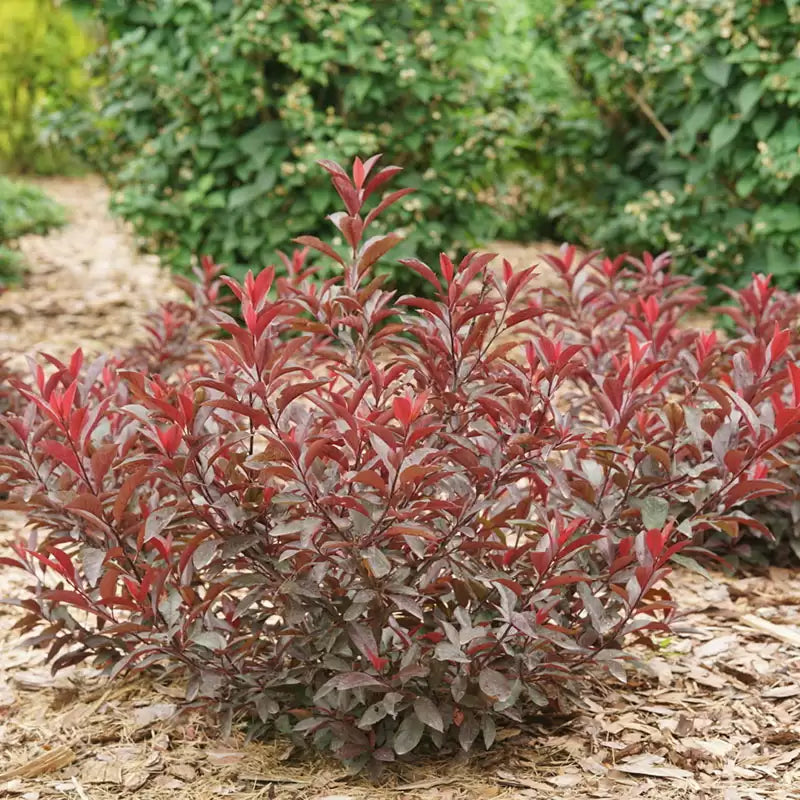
[1,178,799,800]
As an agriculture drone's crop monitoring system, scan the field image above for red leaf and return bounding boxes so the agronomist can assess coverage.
[90,444,117,490]
[44,589,88,608]
[39,440,82,475]
[69,348,84,377]
[276,380,328,413]
[397,257,442,290]
[48,547,77,582]
[542,573,593,589]
[364,187,414,227]
[725,478,788,504]
[316,158,348,178]
[292,235,346,266]
[332,175,361,215]
[789,361,800,406]
[156,424,182,457]
[351,469,386,492]
[384,524,438,541]
[352,156,365,189]
[440,253,454,283]
[99,567,121,603]
[363,166,404,202]
[65,493,106,525]
[113,467,149,524]
[393,396,412,426]
[357,233,403,271]
[646,528,666,558]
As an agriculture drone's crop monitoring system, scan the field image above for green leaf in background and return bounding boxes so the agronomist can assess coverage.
[709,119,741,152]
[238,122,283,157]
[737,79,763,117]
[702,58,732,87]
[735,174,759,198]
[228,168,277,209]
[752,111,779,140]
[759,203,800,234]
[49,0,800,301]
[0,0,94,174]
[535,0,800,296]
[682,102,715,140]
[76,0,531,285]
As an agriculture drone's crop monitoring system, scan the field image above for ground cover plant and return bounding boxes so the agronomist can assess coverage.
[0,177,66,283]
[528,0,800,295]
[2,158,800,774]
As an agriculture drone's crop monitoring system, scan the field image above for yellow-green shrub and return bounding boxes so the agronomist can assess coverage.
[0,0,94,174]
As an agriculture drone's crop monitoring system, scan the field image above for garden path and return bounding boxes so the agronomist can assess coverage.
[0,175,177,371]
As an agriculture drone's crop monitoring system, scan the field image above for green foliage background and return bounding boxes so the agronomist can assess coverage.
[67,0,545,286]
[532,0,800,293]
[3,0,799,297]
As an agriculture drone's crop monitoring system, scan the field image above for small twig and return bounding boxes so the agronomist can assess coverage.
[70,777,91,800]
[80,726,152,746]
[239,774,311,785]
[623,84,673,142]
[388,777,461,791]
[0,746,76,781]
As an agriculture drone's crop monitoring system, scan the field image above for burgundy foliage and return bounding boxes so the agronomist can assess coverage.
[534,252,800,564]
[708,277,800,563]
[1,156,800,769]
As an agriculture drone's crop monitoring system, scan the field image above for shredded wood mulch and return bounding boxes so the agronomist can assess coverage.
[0,175,178,370]
[1,177,799,800]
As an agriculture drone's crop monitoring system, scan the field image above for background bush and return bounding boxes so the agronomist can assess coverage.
[72,0,535,288]
[8,0,800,300]
[0,177,66,283]
[527,0,800,295]
[0,0,94,174]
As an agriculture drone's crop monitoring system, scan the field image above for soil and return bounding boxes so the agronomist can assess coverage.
[1,177,798,800]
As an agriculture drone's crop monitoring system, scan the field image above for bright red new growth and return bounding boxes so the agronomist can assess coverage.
[1,157,800,770]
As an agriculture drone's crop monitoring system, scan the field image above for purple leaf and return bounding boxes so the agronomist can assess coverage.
[393,712,425,755]
[478,668,512,702]
[413,696,444,732]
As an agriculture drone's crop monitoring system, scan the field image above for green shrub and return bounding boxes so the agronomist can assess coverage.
[0,178,66,240]
[533,0,800,294]
[0,0,95,174]
[0,247,26,283]
[75,0,526,286]
[475,0,581,242]
[0,177,66,282]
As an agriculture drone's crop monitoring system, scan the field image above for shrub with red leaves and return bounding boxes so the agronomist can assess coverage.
[707,276,800,565]
[533,251,800,566]
[0,356,17,497]
[2,156,800,770]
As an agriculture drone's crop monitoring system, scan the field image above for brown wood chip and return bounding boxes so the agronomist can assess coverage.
[741,613,800,647]
[0,746,76,780]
